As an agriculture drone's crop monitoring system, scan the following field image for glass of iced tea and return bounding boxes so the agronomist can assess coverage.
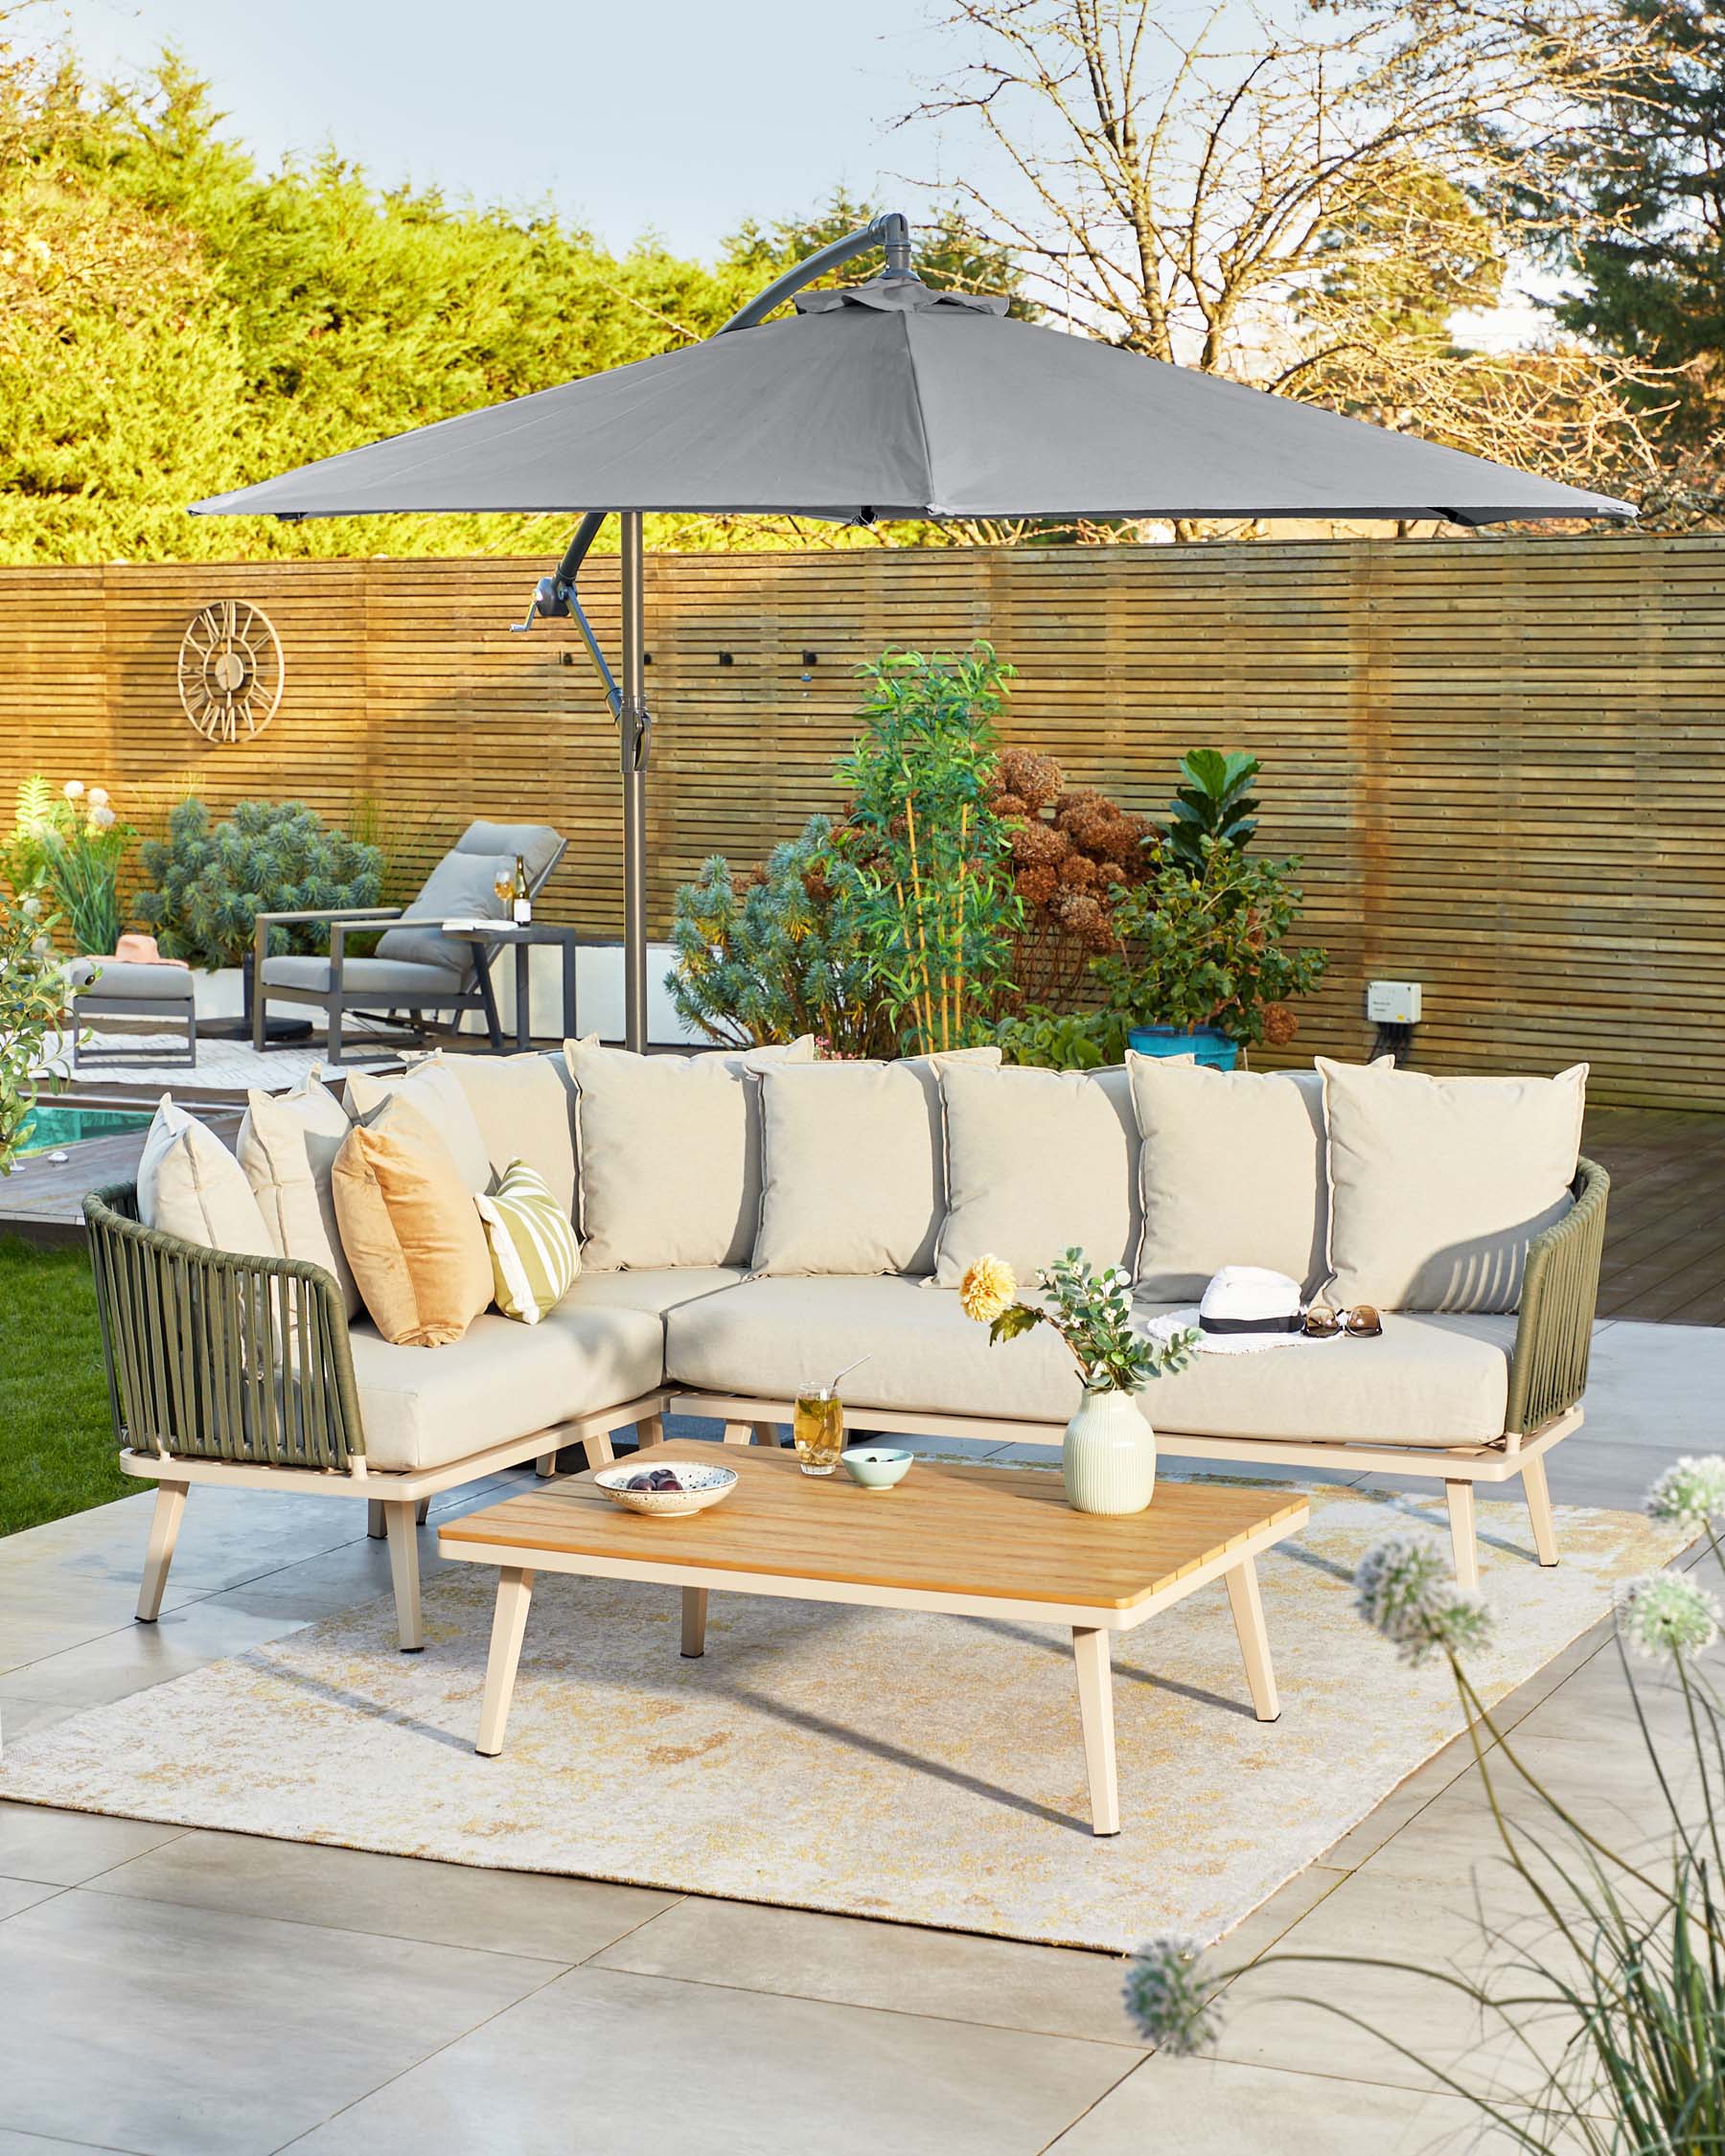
[793,1389,845,1476]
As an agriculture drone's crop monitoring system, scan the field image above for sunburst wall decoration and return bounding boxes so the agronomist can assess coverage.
[177,600,285,743]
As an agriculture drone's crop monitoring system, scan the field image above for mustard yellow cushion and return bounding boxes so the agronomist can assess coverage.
[331,1099,493,1347]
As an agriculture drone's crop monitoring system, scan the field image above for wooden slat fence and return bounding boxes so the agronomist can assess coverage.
[2,537,1721,1108]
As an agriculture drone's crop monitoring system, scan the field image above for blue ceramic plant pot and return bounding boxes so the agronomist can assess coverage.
[1126,1024,1239,1071]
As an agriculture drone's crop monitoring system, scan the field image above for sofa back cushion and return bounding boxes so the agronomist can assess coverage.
[751,1048,1002,1277]
[331,1095,493,1346]
[345,1054,493,1194]
[1319,1057,1587,1312]
[565,1037,816,1270]
[1130,1056,1329,1299]
[237,1072,362,1316]
[434,1050,577,1220]
[137,1095,275,1258]
[932,1063,1138,1289]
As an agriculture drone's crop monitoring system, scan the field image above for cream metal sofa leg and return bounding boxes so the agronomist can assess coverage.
[584,1430,615,1467]
[384,1501,424,1651]
[367,1500,386,1540]
[636,1413,665,1450]
[721,1421,752,1446]
[751,1420,781,1449]
[1224,1557,1279,1722]
[415,1496,430,1525]
[535,1453,559,1479]
[1446,1480,1480,1592]
[136,1480,188,1623]
[1522,1456,1559,1568]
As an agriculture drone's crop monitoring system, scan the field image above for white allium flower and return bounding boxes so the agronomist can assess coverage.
[61,779,83,798]
[86,803,116,831]
[20,893,40,917]
[1620,1572,1721,1663]
[1354,1532,1494,1667]
[1645,1457,1725,1531]
[86,786,109,807]
[1122,1934,1223,2055]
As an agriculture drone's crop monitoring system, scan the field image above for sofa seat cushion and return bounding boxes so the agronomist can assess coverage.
[262,954,461,998]
[562,1267,747,1319]
[350,1300,664,1472]
[665,1275,1515,1447]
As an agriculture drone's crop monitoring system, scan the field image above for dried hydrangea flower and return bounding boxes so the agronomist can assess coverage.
[1354,1532,1494,1667]
[959,1254,1018,1325]
[1122,1934,1223,2055]
[1620,1572,1722,1663]
[1645,1457,1725,1531]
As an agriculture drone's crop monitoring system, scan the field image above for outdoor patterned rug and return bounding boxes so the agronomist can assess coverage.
[0,1483,1689,1953]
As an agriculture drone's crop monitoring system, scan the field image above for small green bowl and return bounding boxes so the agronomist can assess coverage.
[841,1446,913,1491]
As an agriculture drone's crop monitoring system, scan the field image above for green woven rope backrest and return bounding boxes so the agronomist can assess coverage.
[83,1183,365,1472]
[1506,1157,1610,1440]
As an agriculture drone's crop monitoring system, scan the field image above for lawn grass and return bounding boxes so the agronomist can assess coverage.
[0,1234,131,1537]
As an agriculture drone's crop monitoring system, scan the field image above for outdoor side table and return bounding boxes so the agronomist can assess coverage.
[454,924,578,1052]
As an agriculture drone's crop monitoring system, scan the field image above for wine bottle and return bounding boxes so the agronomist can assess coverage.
[512,854,531,927]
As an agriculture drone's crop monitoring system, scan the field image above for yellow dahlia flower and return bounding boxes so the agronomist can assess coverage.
[959,1254,1017,1324]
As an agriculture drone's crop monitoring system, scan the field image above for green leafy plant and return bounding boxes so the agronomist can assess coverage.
[1,893,74,1175]
[1162,749,1260,869]
[959,1247,1198,1395]
[832,643,1023,1054]
[992,1005,1128,1070]
[4,776,135,955]
[667,814,893,1056]
[1124,1459,1725,2152]
[1096,838,1327,1048]
[134,798,383,971]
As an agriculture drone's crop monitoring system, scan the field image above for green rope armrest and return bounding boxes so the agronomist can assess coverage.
[1504,1157,1610,1441]
[84,1182,366,1472]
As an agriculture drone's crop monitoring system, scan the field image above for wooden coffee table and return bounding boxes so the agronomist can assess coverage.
[439,1445,1308,1835]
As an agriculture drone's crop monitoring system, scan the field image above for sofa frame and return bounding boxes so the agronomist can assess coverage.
[84,1183,665,1651]
[671,1160,1611,1594]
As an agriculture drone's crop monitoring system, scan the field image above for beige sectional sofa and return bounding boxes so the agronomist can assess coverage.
[87,1038,1607,1650]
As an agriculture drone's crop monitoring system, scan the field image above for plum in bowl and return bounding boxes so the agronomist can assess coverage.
[593,1460,738,1518]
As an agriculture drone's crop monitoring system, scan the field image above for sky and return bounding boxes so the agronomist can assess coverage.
[61,0,966,257]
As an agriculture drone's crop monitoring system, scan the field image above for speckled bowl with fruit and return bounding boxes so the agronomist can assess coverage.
[593,1459,738,1518]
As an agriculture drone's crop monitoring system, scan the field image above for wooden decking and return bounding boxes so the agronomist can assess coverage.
[3,1104,1720,1325]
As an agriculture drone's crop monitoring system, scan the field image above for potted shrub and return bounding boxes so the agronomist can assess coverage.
[1097,838,1328,1069]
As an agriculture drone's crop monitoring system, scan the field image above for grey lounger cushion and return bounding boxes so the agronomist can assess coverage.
[261,954,466,997]
[67,960,196,1001]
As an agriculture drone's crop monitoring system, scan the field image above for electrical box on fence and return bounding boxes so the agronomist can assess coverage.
[1366,979,1422,1025]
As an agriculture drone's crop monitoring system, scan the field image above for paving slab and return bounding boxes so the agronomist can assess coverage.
[0,1802,185,1887]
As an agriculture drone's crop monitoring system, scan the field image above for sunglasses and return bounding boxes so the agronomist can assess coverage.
[1302,1303,1383,1339]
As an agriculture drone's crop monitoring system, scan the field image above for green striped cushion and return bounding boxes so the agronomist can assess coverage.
[474,1159,579,1324]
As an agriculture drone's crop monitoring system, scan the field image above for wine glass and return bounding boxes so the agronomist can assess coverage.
[493,867,516,914]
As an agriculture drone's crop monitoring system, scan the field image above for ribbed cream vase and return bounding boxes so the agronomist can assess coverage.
[1061,1387,1156,1515]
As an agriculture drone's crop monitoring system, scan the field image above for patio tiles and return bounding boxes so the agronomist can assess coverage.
[0,1890,562,2156]
[282,1964,1138,2156]
[1044,2056,1487,2154]
[88,1832,678,1964]
[591,1895,1155,2048]
[0,1801,183,1887]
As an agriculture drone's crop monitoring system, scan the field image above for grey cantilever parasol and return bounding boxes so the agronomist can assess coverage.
[192,212,1634,1046]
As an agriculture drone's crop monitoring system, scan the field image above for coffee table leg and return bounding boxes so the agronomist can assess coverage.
[1225,1557,1280,1723]
[475,1566,535,1756]
[1071,1626,1120,1836]
[681,1587,708,1658]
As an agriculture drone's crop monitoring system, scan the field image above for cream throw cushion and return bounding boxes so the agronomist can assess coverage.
[751,1048,1002,1277]
[1130,1056,1332,1298]
[237,1072,361,1316]
[435,1050,576,1220]
[136,1095,274,1257]
[345,1054,492,1194]
[475,1159,581,1324]
[564,1036,816,1270]
[1319,1056,1588,1313]
[932,1063,1139,1288]
[331,1096,494,1346]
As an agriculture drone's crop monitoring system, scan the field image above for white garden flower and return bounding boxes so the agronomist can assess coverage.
[1354,1532,1494,1667]
[87,803,116,831]
[86,786,109,807]
[1645,1457,1725,1531]
[61,778,83,799]
[1122,1934,1223,2055]
[1620,1572,1721,1663]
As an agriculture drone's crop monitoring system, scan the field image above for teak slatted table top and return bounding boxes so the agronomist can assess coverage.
[439,1445,1308,1617]
[440,1446,1309,1833]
